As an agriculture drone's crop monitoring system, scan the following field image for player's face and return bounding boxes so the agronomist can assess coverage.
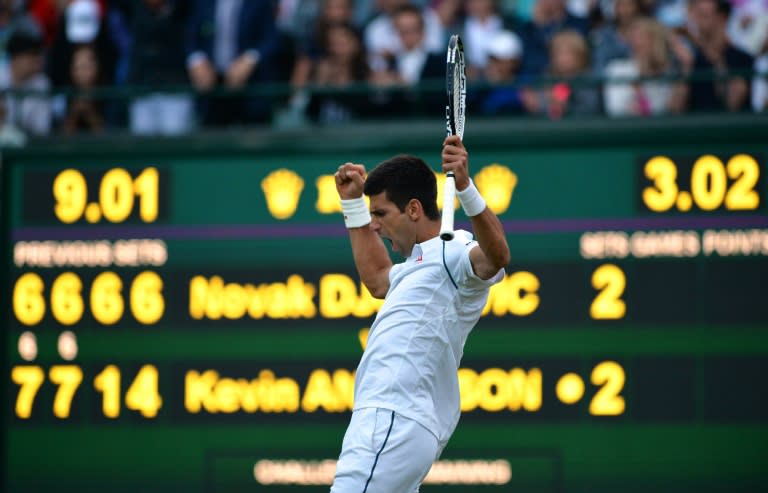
[369,192,415,257]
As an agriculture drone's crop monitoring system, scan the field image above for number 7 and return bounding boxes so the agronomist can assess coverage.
[49,365,84,419]
[11,365,45,419]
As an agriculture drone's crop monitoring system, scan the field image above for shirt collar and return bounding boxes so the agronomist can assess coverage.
[408,229,473,261]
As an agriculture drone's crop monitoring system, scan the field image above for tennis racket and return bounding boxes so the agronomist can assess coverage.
[439,34,466,241]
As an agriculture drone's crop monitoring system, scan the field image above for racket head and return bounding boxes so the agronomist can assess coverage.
[445,34,466,139]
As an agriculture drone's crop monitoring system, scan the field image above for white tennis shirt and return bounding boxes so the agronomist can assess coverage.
[353,230,504,444]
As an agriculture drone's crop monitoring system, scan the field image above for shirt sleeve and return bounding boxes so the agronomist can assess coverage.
[456,241,505,292]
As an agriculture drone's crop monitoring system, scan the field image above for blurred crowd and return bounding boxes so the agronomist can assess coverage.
[1,0,767,140]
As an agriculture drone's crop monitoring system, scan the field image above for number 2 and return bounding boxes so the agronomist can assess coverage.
[589,361,626,416]
[590,264,626,320]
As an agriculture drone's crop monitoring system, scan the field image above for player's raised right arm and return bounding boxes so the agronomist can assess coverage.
[335,163,392,299]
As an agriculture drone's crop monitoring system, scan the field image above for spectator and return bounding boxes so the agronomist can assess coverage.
[62,44,104,133]
[0,0,43,70]
[2,31,51,135]
[590,0,646,74]
[290,0,354,90]
[603,17,687,116]
[305,22,372,123]
[474,29,525,115]
[516,0,590,77]
[520,29,600,118]
[369,4,445,115]
[364,0,444,73]
[686,0,753,112]
[460,0,516,80]
[752,47,767,111]
[186,0,280,126]
[127,0,193,135]
[430,0,463,38]
[370,4,444,85]
[726,0,768,57]
[46,0,118,89]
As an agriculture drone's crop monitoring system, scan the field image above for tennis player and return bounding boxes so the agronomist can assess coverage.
[331,134,510,492]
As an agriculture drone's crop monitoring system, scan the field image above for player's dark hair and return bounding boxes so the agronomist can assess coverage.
[364,154,440,220]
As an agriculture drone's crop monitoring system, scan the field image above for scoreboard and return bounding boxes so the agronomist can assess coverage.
[3,116,768,493]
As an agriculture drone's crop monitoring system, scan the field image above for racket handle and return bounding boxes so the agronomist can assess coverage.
[440,172,456,241]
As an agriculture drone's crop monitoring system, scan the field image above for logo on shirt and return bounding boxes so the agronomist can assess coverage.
[416,254,423,263]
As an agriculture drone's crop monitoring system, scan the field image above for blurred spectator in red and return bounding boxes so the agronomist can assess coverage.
[305,22,372,123]
[460,0,516,81]
[590,0,646,74]
[62,43,104,132]
[127,0,193,135]
[27,0,58,47]
[516,0,590,77]
[364,0,444,74]
[473,29,525,115]
[686,0,753,112]
[1,30,50,135]
[186,0,279,125]
[603,17,687,116]
[520,29,600,118]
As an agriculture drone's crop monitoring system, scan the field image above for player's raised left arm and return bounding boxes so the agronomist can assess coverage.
[442,136,510,279]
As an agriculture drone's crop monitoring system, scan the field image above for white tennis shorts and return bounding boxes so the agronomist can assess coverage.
[330,407,441,493]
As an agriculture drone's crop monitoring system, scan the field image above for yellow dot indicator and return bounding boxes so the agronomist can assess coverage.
[85,202,102,223]
[676,191,693,212]
[556,373,585,405]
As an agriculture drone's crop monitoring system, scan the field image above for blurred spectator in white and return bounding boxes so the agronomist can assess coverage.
[127,0,193,135]
[305,22,373,123]
[590,0,646,74]
[370,4,444,86]
[62,44,104,133]
[364,0,444,73]
[460,0,516,80]
[686,0,753,112]
[0,99,27,146]
[1,30,50,135]
[603,17,687,116]
[726,0,768,57]
[370,4,445,115]
[752,45,767,111]
[520,29,600,118]
[473,29,525,114]
[516,0,590,77]
[186,0,279,125]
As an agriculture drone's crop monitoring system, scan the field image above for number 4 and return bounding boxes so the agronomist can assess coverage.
[125,365,163,418]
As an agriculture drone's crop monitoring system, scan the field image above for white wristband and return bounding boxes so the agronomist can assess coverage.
[457,179,486,217]
[341,197,371,228]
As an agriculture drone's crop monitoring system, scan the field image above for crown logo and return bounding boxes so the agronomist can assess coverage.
[316,175,341,214]
[474,164,517,214]
[261,169,304,220]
